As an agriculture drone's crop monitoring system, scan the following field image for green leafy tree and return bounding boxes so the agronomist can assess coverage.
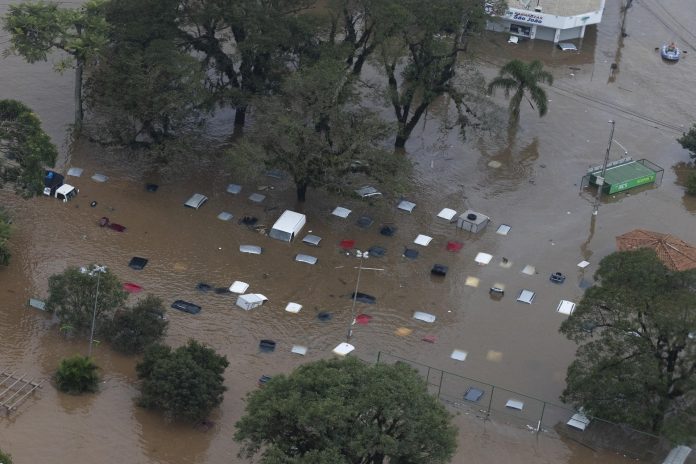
[84,0,209,146]
[3,0,109,130]
[487,59,553,126]
[321,0,406,76]
[560,249,696,443]
[376,0,505,149]
[45,265,127,334]
[0,99,58,196]
[107,295,168,355]
[0,208,11,266]
[686,172,696,196]
[174,0,316,127]
[0,448,13,464]
[235,357,457,463]
[136,340,229,422]
[55,355,99,394]
[234,58,405,202]
[85,40,209,146]
[677,125,696,195]
[677,124,696,160]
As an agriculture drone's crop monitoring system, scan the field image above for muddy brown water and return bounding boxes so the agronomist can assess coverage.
[1,0,695,462]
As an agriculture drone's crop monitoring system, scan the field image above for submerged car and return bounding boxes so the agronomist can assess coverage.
[557,42,578,52]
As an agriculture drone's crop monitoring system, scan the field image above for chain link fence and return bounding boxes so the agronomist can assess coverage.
[375,352,673,463]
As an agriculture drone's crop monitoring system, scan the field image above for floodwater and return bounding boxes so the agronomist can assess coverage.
[1,0,694,462]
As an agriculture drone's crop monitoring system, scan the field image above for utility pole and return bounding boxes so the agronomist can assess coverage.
[592,120,616,216]
[346,251,366,341]
[88,265,107,357]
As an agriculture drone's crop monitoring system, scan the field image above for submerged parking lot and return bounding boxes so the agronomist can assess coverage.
[1,0,696,462]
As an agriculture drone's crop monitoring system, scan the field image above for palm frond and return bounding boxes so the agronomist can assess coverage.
[487,77,517,97]
[499,59,527,80]
[528,85,548,117]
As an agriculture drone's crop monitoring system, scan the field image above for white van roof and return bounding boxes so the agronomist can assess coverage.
[269,210,306,242]
[272,210,306,234]
[56,184,76,195]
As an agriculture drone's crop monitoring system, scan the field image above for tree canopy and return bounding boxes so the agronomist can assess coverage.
[0,208,12,266]
[46,265,127,334]
[560,249,696,443]
[0,99,57,196]
[487,60,553,126]
[0,447,13,464]
[376,0,500,148]
[84,0,209,147]
[235,357,457,463]
[677,124,696,160]
[234,57,406,202]
[175,0,317,127]
[3,0,109,129]
[107,295,168,355]
[136,340,229,422]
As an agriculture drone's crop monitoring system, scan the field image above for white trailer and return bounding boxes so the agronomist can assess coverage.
[269,210,306,242]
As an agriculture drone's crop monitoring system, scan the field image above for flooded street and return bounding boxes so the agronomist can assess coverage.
[1,0,695,463]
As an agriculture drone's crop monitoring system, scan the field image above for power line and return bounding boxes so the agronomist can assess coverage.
[639,1,696,51]
[550,84,684,134]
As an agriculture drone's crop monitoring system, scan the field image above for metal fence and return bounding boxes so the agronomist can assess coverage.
[375,352,672,463]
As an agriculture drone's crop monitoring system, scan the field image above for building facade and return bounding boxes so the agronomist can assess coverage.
[487,0,606,43]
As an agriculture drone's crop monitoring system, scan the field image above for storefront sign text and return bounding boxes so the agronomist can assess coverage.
[505,10,544,25]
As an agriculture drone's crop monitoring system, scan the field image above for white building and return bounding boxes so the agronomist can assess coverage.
[487,0,606,43]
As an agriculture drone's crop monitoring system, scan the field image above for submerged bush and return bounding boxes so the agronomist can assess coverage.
[55,355,99,394]
[686,172,696,196]
[0,448,13,464]
[0,208,11,266]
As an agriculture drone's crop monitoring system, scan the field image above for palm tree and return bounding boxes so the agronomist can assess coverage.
[487,60,553,126]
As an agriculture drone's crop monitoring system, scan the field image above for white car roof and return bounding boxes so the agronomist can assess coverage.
[558,42,577,51]
[184,193,208,209]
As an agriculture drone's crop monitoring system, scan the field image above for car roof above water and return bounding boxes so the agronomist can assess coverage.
[557,42,577,51]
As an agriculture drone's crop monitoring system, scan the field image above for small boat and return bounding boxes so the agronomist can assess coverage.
[661,42,681,61]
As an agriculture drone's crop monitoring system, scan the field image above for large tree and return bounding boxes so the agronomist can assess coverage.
[0,99,58,196]
[377,0,505,149]
[136,340,229,422]
[175,0,316,127]
[321,0,408,76]
[487,59,553,126]
[107,295,168,355]
[3,0,109,130]
[234,58,404,202]
[84,0,209,147]
[235,357,457,463]
[46,265,128,334]
[677,124,696,160]
[677,124,696,195]
[560,249,696,443]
